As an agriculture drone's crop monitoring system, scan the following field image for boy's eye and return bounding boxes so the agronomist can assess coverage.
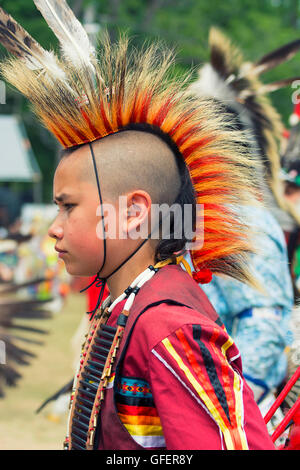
[63,204,75,212]
[63,203,75,212]
[56,203,75,213]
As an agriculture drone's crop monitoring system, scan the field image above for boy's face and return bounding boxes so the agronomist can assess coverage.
[48,151,105,277]
[48,143,153,279]
[48,131,177,280]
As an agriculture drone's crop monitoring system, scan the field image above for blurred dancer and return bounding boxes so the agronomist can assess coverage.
[281,132,300,294]
[187,28,297,412]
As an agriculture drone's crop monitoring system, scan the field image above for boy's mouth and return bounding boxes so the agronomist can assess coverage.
[55,245,68,254]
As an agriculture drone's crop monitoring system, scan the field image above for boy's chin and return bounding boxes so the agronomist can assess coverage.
[64,262,98,278]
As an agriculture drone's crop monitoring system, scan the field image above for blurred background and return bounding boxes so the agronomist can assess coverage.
[0,0,300,450]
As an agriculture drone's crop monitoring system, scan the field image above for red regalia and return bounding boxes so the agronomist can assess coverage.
[95,265,274,450]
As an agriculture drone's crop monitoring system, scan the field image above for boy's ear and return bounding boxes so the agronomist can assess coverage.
[123,191,152,237]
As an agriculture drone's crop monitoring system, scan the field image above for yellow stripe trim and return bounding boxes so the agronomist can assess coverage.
[154,258,173,269]
[232,370,248,449]
[221,336,234,354]
[124,423,164,436]
[175,255,193,277]
[221,335,249,450]
[161,337,235,450]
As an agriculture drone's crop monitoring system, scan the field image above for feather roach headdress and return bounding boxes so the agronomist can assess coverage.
[188,27,300,229]
[0,2,263,286]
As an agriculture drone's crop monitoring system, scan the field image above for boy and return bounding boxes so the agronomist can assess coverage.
[0,1,274,450]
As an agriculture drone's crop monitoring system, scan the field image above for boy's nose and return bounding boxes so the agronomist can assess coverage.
[48,219,63,240]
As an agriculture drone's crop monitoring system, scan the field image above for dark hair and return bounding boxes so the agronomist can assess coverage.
[59,142,85,158]
[60,125,197,262]
[153,160,196,263]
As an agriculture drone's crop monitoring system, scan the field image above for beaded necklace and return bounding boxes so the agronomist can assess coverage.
[64,259,177,450]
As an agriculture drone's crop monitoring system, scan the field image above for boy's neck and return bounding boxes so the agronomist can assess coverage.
[106,250,156,302]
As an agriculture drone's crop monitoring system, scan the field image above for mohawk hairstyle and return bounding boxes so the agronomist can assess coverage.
[0,2,262,287]
[188,27,300,228]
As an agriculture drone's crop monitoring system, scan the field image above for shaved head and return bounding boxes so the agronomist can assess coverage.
[60,130,182,206]
[50,129,195,280]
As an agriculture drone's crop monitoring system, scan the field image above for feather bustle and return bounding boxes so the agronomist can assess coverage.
[188,27,300,229]
[0,272,53,397]
[0,5,65,80]
[252,39,300,75]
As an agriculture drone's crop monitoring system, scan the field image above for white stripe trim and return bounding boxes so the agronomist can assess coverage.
[229,352,241,363]
[219,428,224,450]
[131,434,166,448]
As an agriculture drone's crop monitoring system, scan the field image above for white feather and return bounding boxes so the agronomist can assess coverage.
[27,50,66,81]
[33,0,96,71]
[188,63,237,104]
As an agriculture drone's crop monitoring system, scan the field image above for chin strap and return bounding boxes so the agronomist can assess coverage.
[80,235,152,319]
[79,142,107,318]
[79,274,107,317]
[81,142,153,319]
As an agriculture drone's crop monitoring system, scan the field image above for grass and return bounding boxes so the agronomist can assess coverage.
[0,292,87,450]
